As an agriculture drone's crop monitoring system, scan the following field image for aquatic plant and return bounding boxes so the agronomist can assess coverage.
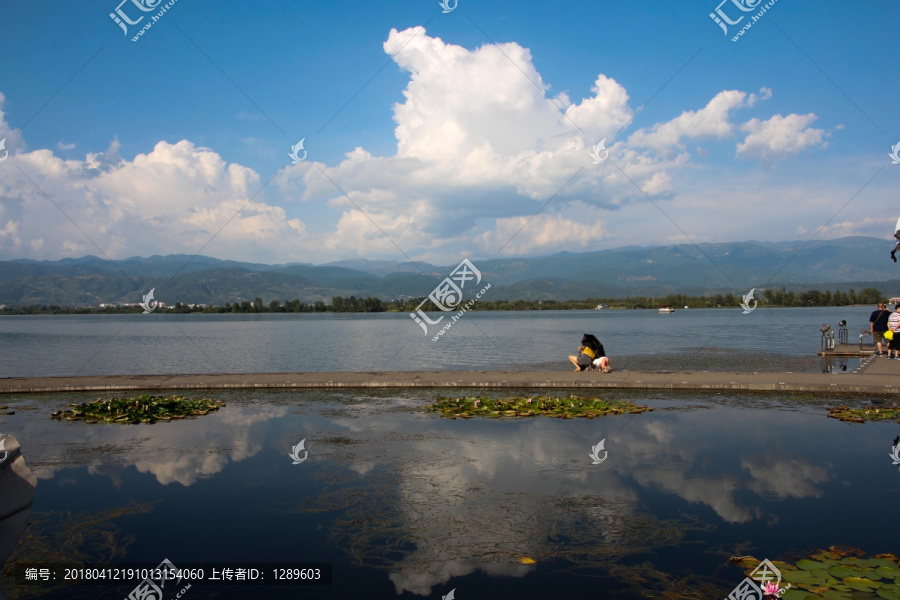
[732,546,900,599]
[3,502,154,599]
[826,405,900,423]
[428,395,652,418]
[50,395,225,424]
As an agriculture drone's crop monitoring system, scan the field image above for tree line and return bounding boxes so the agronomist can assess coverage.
[0,286,889,315]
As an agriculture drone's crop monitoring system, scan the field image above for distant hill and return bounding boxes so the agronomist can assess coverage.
[1,236,898,306]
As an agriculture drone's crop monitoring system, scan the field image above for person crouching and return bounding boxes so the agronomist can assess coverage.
[569,333,603,372]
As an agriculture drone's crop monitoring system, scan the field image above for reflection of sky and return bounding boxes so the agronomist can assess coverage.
[5,390,900,599]
[627,408,834,524]
[12,394,286,486]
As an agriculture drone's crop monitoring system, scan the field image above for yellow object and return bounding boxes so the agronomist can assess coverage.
[885,330,894,341]
[519,557,536,564]
[582,346,596,359]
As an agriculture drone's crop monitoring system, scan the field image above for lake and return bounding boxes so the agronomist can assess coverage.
[3,388,900,599]
[0,306,877,377]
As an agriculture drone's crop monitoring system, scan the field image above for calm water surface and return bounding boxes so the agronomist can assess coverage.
[0,307,876,377]
[3,389,899,599]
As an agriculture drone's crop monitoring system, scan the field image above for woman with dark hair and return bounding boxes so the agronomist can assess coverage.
[568,333,606,372]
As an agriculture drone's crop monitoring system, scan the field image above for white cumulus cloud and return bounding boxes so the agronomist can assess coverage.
[736,113,827,164]
[1,28,833,263]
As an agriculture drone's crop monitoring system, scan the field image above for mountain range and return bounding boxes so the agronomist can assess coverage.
[1,236,898,307]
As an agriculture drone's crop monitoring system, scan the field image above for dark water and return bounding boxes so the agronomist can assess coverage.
[0,306,876,377]
[3,389,900,599]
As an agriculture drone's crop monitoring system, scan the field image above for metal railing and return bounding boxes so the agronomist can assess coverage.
[860,329,872,350]
[838,320,848,344]
[821,324,835,351]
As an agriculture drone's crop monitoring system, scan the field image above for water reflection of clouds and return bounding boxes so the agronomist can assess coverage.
[631,467,759,523]
[321,406,839,595]
[11,393,851,596]
[626,412,832,524]
[327,413,645,596]
[742,447,830,499]
[24,405,286,486]
[390,561,532,597]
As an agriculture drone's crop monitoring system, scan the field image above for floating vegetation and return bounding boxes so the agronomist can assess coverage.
[3,502,154,599]
[826,405,900,423]
[732,546,900,599]
[324,436,356,445]
[428,395,652,419]
[50,395,225,424]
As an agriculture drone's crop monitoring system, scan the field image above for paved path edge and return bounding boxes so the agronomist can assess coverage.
[0,371,896,395]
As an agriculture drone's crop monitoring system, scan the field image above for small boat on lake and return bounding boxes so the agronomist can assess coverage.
[595,304,608,310]
[658,305,675,313]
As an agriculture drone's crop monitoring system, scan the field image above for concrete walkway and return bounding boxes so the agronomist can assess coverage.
[0,357,898,395]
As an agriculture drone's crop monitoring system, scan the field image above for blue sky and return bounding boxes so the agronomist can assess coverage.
[0,0,897,265]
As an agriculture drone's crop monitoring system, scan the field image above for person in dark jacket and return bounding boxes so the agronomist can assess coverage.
[870,302,891,356]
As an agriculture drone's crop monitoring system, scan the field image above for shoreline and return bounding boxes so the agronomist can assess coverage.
[0,304,884,315]
[1,360,897,395]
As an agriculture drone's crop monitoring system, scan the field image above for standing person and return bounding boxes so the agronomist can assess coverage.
[888,305,900,359]
[870,302,891,356]
[892,214,900,262]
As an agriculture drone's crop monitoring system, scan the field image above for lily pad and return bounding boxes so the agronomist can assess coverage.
[876,588,900,600]
[876,566,900,580]
[782,589,819,600]
[51,395,224,424]
[784,570,822,585]
[827,405,900,423]
[428,395,652,419]
[818,591,852,600]
[830,566,867,579]
[798,559,828,571]
[843,576,882,591]
[736,548,900,599]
